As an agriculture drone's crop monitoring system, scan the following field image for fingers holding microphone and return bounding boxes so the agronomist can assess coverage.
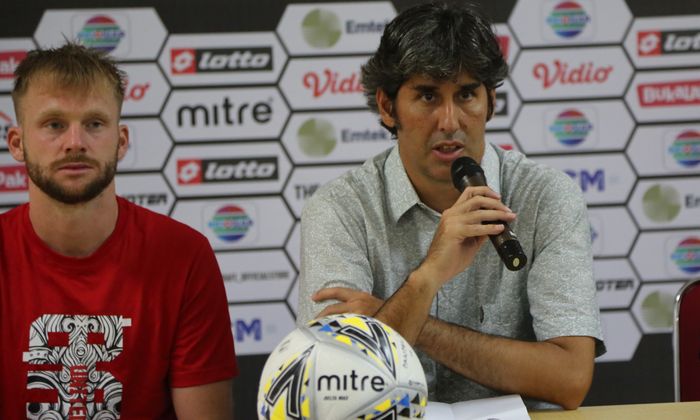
[421,185,516,286]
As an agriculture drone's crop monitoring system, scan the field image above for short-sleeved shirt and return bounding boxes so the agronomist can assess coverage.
[0,197,238,419]
[298,143,605,406]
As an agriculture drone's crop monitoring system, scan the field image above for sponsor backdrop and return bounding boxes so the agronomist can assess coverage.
[2,0,699,417]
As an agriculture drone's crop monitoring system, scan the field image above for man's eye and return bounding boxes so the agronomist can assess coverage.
[88,121,104,129]
[422,93,435,102]
[47,121,64,130]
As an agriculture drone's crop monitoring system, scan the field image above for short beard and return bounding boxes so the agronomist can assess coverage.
[24,151,118,205]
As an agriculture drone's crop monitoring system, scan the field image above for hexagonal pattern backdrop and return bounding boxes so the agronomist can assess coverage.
[1,0,699,418]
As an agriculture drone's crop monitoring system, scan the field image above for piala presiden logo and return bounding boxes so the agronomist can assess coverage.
[297,118,337,157]
[642,184,681,222]
[302,9,342,48]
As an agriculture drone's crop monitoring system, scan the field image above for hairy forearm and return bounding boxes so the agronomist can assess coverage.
[415,318,594,409]
[374,270,439,345]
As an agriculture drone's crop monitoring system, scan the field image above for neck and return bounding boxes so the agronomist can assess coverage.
[28,184,119,258]
[415,181,460,213]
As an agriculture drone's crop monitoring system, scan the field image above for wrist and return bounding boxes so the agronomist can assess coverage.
[407,268,441,297]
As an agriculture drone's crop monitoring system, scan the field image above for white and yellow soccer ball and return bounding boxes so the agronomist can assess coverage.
[257,313,428,420]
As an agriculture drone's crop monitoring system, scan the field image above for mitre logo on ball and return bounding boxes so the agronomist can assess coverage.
[257,313,427,419]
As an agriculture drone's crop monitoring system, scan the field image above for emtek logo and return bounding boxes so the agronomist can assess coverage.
[638,30,700,56]
[564,169,604,192]
[170,47,273,74]
[297,118,337,157]
[642,184,681,223]
[302,9,342,48]
[177,157,278,185]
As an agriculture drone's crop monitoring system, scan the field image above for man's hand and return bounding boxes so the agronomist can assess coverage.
[313,287,384,318]
[420,185,515,286]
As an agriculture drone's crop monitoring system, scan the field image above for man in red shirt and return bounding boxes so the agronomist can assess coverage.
[0,43,238,419]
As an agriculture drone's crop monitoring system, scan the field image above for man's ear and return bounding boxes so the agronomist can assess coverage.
[486,88,497,122]
[116,124,130,161]
[376,89,396,129]
[7,126,25,163]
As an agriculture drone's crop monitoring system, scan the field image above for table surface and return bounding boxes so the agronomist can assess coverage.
[529,400,700,420]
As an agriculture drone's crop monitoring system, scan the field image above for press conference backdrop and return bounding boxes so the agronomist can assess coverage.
[1,0,699,418]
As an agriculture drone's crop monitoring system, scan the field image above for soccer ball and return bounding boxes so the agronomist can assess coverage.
[257,313,428,420]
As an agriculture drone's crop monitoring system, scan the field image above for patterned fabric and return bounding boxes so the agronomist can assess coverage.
[298,143,604,407]
[0,197,238,419]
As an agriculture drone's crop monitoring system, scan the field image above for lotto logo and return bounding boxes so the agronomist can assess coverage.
[177,157,278,185]
[170,47,273,75]
[638,31,662,56]
[177,159,202,184]
[638,29,700,56]
[171,48,197,74]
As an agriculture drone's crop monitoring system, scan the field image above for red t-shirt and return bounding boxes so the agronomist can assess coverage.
[0,197,238,419]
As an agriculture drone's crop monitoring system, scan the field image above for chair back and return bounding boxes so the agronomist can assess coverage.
[674,278,700,401]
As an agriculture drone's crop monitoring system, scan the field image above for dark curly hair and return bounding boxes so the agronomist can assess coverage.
[361,1,508,136]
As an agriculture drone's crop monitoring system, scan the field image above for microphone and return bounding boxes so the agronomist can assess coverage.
[450,156,527,271]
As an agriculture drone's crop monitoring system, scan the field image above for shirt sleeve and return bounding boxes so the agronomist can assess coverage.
[297,191,375,326]
[169,236,239,387]
[526,171,606,357]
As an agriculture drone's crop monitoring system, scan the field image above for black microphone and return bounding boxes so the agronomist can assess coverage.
[450,156,527,271]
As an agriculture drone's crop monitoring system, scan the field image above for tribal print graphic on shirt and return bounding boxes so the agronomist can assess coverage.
[23,314,131,419]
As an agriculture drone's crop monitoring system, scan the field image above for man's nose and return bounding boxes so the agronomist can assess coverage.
[437,101,460,134]
[63,124,87,152]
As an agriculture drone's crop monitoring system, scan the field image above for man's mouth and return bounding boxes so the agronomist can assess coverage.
[434,144,463,153]
[432,142,465,162]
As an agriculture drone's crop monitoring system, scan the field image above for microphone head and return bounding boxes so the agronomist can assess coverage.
[451,156,484,190]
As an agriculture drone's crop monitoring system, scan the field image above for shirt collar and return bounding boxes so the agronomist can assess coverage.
[385,145,421,223]
[384,142,501,223]
[481,142,501,196]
